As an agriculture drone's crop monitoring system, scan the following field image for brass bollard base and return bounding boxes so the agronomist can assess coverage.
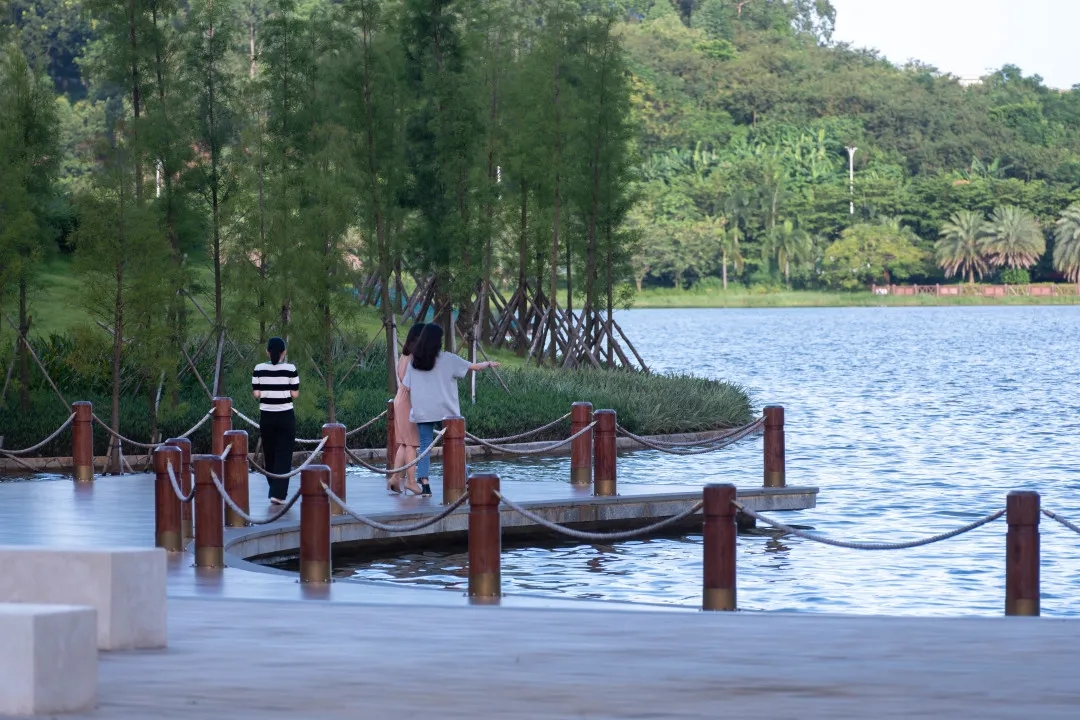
[73,465,94,483]
[703,588,736,611]
[570,467,592,486]
[763,471,786,488]
[330,504,345,517]
[1006,598,1039,616]
[594,479,616,497]
[195,546,225,568]
[444,487,466,505]
[225,511,249,529]
[300,560,331,583]
[155,531,183,553]
[469,571,501,598]
[182,522,194,541]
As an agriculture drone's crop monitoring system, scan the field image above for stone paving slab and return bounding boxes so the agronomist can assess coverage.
[7,596,1078,719]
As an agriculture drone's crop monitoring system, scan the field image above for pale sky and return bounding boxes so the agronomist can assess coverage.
[829,0,1080,89]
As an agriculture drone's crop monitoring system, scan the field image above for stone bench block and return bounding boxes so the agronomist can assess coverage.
[0,604,98,716]
[0,546,166,650]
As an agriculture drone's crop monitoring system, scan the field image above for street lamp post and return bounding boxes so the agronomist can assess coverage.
[845,146,857,215]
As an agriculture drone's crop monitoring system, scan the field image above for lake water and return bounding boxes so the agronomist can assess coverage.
[342,306,1080,616]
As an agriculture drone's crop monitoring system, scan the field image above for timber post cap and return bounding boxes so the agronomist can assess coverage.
[1006,490,1040,525]
[153,445,181,472]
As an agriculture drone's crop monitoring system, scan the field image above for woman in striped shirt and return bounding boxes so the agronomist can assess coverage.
[251,337,300,504]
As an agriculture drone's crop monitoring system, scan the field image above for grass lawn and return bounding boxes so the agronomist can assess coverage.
[634,287,1080,309]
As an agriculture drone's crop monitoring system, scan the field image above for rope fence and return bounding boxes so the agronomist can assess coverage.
[212,468,301,524]
[92,410,213,450]
[494,490,704,542]
[615,417,765,456]
[0,413,75,455]
[465,412,571,444]
[345,429,447,476]
[465,421,596,456]
[165,460,194,503]
[732,502,1006,550]
[1042,508,1080,536]
[322,483,469,532]
[248,436,328,480]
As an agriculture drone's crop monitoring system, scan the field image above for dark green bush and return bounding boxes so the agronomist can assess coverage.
[0,336,752,457]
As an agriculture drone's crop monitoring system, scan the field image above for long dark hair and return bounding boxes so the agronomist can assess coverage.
[402,323,425,357]
[411,324,444,372]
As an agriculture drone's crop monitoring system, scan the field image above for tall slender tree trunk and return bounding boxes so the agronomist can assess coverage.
[584,21,612,355]
[208,1,225,395]
[17,279,30,412]
[128,0,143,200]
[548,17,562,365]
[358,1,397,394]
[722,251,728,290]
[516,177,528,355]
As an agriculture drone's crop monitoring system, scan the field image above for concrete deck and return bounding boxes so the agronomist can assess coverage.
[2,467,1078,717]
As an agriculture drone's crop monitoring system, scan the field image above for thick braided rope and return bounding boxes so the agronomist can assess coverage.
[733,502,1006,550]
[466,413,571,444]
[345,429,447,475]
[211,469,300,524]
[615,418,764,455]
[165,461,194,503]
[624,420,763,449]
[465,421,596,456]
[322,483,469,533]
[248,436,328,480]
[0,413,76,455]
[345,409,389,438]
[92,410,212,450]
[495,491,704,542]
[1043,508,1080,535]
[232,407,260,429]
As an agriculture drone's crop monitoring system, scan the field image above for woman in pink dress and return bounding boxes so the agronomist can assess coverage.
[388,323,425,494]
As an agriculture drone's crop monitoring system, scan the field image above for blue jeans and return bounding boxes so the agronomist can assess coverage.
[416,421,441,481]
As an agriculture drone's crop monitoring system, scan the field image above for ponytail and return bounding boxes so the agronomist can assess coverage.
[266,337,286,366]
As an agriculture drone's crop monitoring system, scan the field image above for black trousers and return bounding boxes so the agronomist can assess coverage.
[260,409,296,500]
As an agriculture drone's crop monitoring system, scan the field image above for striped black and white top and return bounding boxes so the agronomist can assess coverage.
[251,362,300,412]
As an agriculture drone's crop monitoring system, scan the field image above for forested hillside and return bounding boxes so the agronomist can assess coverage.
[3,0,1080,311]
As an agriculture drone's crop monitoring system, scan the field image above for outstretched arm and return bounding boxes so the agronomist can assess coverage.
[468,361,500,371]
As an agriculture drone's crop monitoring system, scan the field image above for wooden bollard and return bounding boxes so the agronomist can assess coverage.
[570,402,593,486]
[1006,490,1040,617]
[211,397,233,455]
[72,401,94,482]
[385,399,396,470]
[153,446,183,552]
[299,464,332,583]
[322,423,347,516]
[593,409,617,497]
[702,483,737,611]
[193,454,225,568]
[223,430,249,528]
[443,416,466,505]
[164,438,193,539]
[763,405,785,488]
[468,473,501,599]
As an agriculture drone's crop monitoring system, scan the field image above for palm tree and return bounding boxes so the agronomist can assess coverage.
[1053,203,1080,282]
[980,206,1045,270]
[769,219,812,287]
[935,210,988,284]
[718,221,744,290]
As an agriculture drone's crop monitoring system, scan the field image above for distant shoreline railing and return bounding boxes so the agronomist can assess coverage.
[872,282,1080,298]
